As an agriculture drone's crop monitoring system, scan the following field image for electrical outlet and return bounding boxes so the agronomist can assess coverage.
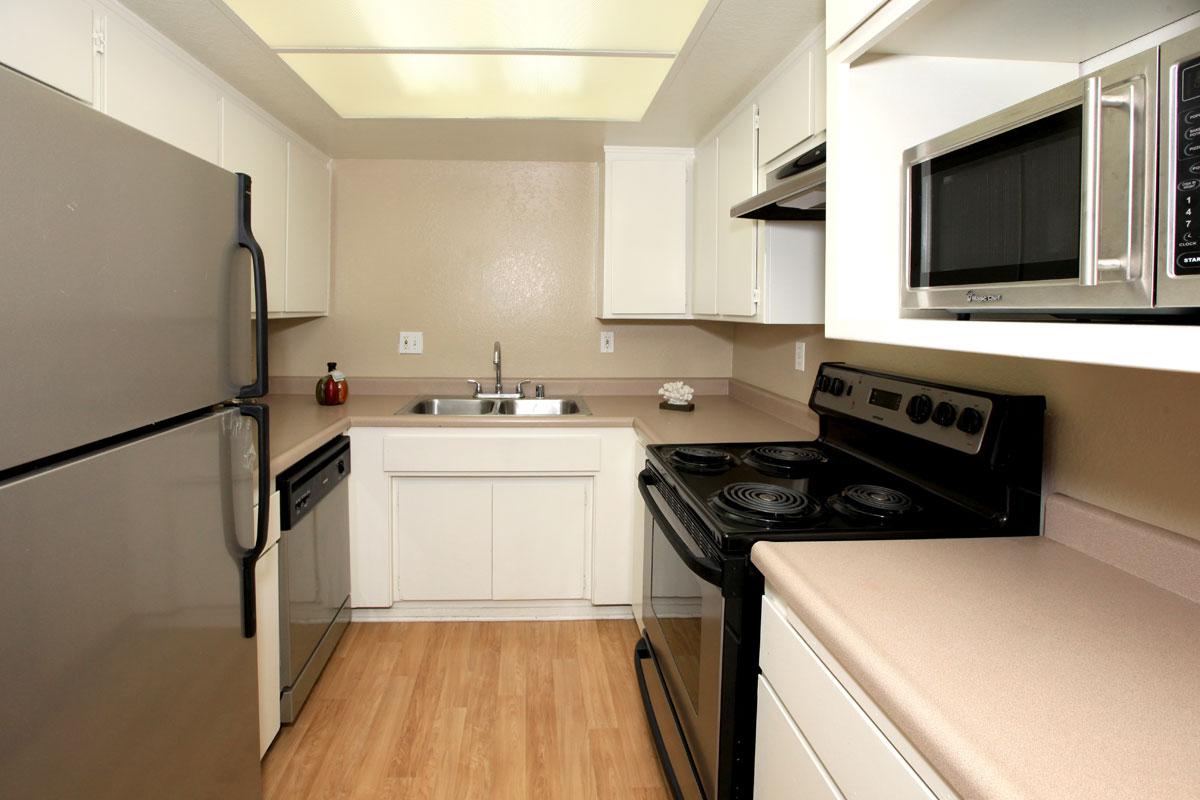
[398,331,423,354]
[600,331,615,353]
[794,341,806,371]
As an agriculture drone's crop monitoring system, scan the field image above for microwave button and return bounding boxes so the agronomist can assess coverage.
[1186,126,1200,141]
[1179,179,1200,192]
[1189,163,1200,176]
[1186,110,1200,126]
[1176,252,1200,271]
[1183,142,1200,159]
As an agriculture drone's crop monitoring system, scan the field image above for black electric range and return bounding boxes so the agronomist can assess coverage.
[635,363,1046,800]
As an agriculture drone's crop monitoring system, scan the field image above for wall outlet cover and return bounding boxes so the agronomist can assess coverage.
[600,331,615,353]
[398,332,424,354]
[794,341,805,371]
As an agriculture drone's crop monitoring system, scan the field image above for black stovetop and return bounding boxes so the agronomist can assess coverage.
[647,441,1007,554]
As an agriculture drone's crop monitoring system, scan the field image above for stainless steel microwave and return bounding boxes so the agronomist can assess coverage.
[902,27,1200,316]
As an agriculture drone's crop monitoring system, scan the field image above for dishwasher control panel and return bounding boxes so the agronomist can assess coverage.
[277,434,351,530]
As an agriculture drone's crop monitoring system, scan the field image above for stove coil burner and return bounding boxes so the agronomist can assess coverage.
[830,484,917,522]
[745,445,827,476]
[669,446,735,473]
[712,482,824,525]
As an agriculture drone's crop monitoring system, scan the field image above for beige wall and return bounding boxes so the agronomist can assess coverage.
[733,325,1200,542]
[268,159,733,381]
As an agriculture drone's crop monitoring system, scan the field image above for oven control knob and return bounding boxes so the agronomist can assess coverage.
[905,394,933,424]
[931,401,958,427]
[956,407,984,435]
[815,375,829,392]
[829,378,846,396]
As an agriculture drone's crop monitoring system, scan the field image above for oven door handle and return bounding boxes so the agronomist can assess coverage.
[639,469,724,587]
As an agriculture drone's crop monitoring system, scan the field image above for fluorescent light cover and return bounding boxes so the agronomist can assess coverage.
[224,0,708,53]
[279,53,672,120]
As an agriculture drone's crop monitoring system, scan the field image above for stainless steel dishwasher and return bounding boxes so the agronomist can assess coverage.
[277,434,352,723]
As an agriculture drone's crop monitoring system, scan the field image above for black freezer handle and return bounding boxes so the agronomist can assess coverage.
[238,402,271,638]
[638,469,723,586]
[236,173,269,399]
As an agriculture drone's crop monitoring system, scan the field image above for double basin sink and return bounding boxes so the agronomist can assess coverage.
[396,397,591,416]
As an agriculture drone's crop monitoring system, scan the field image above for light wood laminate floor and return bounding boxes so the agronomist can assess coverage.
[263,620,671,799]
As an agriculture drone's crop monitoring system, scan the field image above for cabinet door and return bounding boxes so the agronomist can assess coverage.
[285,142,331,314]
[757,52,813,166]
[691,138,719,316]
[827,0,887,47]
[104,14,220,163]
[254,540,281,758]
[716,105,758,317]
[221,100,287,313]
[604,155,689,315]
[755,676,845,800]
[492,478,588,600]
[394,478,492,600]
[0,0,94,103]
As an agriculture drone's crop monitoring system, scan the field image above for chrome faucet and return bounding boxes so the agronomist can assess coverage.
[493,341,503,394]
[467,341,531,399]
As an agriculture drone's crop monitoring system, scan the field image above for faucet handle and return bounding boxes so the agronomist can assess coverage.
[466,379,482,397]
[514,379,531,398]
[535,383,545,399]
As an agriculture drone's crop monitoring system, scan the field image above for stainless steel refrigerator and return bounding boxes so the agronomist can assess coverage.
[0,65,270,798]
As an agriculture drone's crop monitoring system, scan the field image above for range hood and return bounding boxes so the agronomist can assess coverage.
[731,138,825,221]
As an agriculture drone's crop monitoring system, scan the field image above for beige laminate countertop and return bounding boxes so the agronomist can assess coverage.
[261,392,813,478]
[752,536,1200,800]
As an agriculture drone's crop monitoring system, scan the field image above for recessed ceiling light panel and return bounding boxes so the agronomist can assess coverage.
[221,0,708,120]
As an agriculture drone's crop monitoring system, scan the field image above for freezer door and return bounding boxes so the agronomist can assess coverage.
[0,408,261,799]
[0,65,254,472]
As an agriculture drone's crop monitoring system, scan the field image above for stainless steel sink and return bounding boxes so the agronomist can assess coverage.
[400,398,496,415]
[395,396,590,416]
[497,398,590,416]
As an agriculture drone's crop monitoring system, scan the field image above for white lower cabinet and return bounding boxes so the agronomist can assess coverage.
[394,478,493,600]
[253,490,282,758]
[756,590,945,799]
[394,476,590,601]
[755,676,844,800]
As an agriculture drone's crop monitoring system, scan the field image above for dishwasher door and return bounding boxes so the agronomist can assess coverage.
[278,437,352,723]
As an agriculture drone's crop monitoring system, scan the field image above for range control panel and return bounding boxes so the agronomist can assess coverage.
[810,364,993,455]
[1175,54,1200,275]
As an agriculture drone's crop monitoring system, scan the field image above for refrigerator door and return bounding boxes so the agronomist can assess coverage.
[0,65,255,473]
[0,408,261,799]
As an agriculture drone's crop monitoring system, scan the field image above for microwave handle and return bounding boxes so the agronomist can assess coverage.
[1079,76,1139,286]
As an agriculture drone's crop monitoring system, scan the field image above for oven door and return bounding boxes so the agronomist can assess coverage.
[638,470,725,800]
[902,48,1157,313]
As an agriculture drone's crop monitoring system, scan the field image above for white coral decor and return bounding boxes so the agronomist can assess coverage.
[658,381,695,405]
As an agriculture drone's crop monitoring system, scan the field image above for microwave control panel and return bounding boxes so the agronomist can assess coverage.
[1175,54,1200,275]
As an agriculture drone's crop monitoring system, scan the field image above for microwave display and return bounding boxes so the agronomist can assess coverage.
[909,107,1082,288]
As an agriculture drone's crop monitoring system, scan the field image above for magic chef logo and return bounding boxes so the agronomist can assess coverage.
[965,290,1003,304]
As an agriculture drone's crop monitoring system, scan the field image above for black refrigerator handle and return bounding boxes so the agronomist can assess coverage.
[236,173,269,399]
[238,402,271,638]
[638,469,723,586]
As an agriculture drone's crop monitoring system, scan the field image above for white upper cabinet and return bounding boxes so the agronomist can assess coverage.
[692,137,719,316]
[221,100,288,315]
[104,14,220,164]
[601,147,692,318]
[0,0,94,103]
[285,142,332,315]
[757,50,814,166]
[715,105,759,317]
[827,0,888,47]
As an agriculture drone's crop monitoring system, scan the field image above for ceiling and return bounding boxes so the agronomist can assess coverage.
[119,0,824,161]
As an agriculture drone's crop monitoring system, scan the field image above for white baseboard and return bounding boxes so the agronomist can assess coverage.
[350,600,634,622]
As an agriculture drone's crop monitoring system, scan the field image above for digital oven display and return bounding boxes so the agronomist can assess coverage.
[868,388,903,411]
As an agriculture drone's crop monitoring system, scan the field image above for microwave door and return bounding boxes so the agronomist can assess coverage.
[904,48,1157,313]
